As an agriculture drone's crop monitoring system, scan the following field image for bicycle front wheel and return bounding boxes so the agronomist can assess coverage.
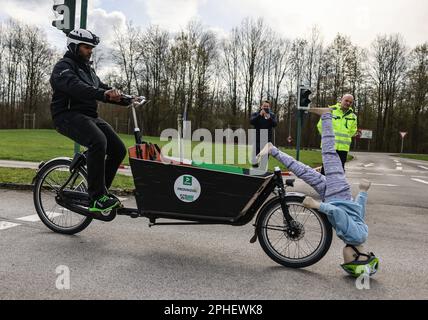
[257,196,332,268]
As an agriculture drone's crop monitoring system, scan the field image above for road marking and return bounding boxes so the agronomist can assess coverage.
[0,221,20,230]
[396,166,403,171]
[17,212,64,222]
[386,174,405,177]
[364,163,374,167]
[366,173,383,176]
[411,176,428,179]
[17,214,42,222]
[411,178,428,185]
[352,183,398,187]
[418,165,428,170]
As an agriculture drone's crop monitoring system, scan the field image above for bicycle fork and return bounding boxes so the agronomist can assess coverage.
[273,168,294,224]
[249,168,297,244]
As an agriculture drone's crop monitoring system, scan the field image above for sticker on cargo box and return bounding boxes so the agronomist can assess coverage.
[174,175,201,203]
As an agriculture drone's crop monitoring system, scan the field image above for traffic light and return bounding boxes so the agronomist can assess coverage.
[52,0,76,35]
[298,86,312,110]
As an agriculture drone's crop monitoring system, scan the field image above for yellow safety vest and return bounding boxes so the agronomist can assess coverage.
[316,104,358,152]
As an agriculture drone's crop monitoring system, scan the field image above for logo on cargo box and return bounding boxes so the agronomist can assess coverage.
[174,175,201,203]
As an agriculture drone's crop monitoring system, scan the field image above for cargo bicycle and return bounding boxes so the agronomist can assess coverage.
[32,95,333,268]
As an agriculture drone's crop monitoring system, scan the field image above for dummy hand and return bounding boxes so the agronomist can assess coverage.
[256,142,274,163]
[302,196,321,209]
[359,179,371,192]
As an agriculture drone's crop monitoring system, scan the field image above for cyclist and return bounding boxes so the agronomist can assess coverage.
[50,28,129,213]
[257,108,379,277]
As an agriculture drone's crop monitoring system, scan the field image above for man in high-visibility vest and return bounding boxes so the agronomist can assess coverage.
[317,94,357,174]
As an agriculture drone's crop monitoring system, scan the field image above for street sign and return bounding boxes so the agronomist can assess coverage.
[399,132,408,153]
[357,129,373,139]
[52,0,76,35]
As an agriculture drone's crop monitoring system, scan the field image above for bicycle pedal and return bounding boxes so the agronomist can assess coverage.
[100,209,113,217]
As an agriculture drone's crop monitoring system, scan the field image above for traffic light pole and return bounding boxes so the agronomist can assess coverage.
[296,110,304,161]
[295,84,311,161]
[80,0,88,28]
[73,0,89,154]
[296,83,303,161]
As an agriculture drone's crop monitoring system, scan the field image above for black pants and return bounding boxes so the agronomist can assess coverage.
[320,150,348,176]
[54,112,127,201]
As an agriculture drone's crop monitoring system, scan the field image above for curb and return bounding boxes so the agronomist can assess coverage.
[0,183,134,196]
[0,183,34,191]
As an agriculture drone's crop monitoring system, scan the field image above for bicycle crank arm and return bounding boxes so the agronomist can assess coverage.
[56,197,117,222]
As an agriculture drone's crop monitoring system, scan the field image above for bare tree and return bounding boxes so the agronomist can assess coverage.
[238,17,268,119]
[111,22,143,94]
[370,35,407,151]
[222,27,241,119]
[407,43,428,152]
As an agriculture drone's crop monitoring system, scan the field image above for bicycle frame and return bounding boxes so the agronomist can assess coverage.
[46,95,301,228]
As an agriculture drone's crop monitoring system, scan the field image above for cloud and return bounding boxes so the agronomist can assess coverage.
[197,0,428,47]
[0,0,128,76]
[1,0,53,26]
[144,0,203,31]
[87,8,128,78]
[88,8,127,46]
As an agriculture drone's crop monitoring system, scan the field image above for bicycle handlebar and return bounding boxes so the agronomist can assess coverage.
[121,94,149,108]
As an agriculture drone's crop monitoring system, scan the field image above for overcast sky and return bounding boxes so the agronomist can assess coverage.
[1,0,427,75]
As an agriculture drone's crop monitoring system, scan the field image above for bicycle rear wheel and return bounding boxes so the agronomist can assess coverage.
[33,159,92,234]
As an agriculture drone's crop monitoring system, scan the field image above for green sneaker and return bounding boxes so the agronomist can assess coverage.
[89,195,121,213]
[341,256,379,277]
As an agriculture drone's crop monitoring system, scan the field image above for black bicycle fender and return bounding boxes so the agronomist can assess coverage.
[254,193,306,227]
[31,157,72,185]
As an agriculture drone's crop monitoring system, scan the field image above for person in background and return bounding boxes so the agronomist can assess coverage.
[317,94,357,174]
[250,100,277,166]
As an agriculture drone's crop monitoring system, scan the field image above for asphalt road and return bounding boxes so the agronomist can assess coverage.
[0,152,427,300]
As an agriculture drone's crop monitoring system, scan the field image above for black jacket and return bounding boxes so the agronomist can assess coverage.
[250,110,278,143]
[50,51,126,119]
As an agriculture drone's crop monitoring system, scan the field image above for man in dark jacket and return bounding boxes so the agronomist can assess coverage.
[250,100,277,165]
[50,28,129,213]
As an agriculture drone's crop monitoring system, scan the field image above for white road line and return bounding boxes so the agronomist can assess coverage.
[352,183,398,187]
[366,173,384,176]
[396,167,403,171]
[386,174,405,177]
[393,159,400,163]
[364,163,375,167]
[411,176,428,179]
[418,165,428,170]
[17,212,63,222]
[17,214,41,222]
[0,221,21,230]
[411,178,428,185]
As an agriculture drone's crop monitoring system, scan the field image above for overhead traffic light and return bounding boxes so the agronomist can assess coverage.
[52,0,76,35]
[298,86,312,110]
